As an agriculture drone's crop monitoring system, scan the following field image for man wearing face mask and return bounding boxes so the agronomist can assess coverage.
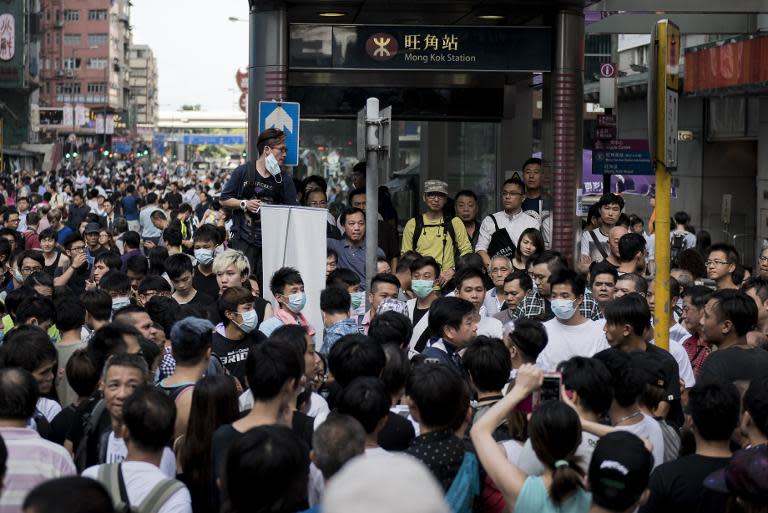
[212,286,267,386]
[406,257,441,353]
[220,128,299,280]
[535,269,608,371]
[191,225,220,299]
[258,267,316,338]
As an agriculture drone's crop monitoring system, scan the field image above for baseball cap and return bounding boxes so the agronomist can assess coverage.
[423,180,448,196]
[704,445,768,502]
[84,223,101,234]
[631,351,667,389]
[588,431,653,511]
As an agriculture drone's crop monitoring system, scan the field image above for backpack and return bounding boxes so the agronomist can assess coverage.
[445,452,481,513]
[484,215,516,259]
[97,463,185,513]
[74,398,107,472]
[670,232,688,267]
[412,215,461,264]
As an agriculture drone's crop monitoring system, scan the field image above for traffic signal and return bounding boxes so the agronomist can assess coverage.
[73,151,78,158]
[143,149,149,156]
[103,149,110,157]
[65,153,71,160]
[242,151,246,158]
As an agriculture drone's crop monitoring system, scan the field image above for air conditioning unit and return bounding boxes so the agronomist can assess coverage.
[55,70,64,77]
[65,69,74,78]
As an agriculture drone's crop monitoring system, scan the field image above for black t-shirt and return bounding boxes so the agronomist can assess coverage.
[639,454,730,513]
[698,346,768,385]
[50,404,79,445]
[644,343,682,401]
[187,291,215,309]
[193,268,219,299]
[211,331,265,386]
[378,411,416,451]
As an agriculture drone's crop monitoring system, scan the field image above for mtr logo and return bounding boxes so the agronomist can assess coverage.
[366,33,398,61]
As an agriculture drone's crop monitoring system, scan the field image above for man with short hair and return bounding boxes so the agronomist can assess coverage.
[613,272,648,299]
[356,273,400,335]
[504,318,548,371]
[112,304,156,340]
[82,387,192,513]
[580,193,624,266]
[259,267,315,337]
[309,414,365,507]
[327,207,385,289]
[454,189,481,249]
[98,271,133,315]
[80,290,112,333]
[191,225,220,299]
[640,382,738,513]
[336,377,391,456]
[476,176,542,267]
[346,187,400,269]
[406,256,441,352]
[138,193,162,248]
[454,267,503,339]
[705,243,740,290]
[83,223,103,265]
[680,285,713,378]
[483,255,513,317]
[119,231,142,271]
[166,253,214,308]
[536,269,608,371]
[405,363,468,491]
[604,225,628,269]
[698,289,768,384]
[67,192,90,232]
[515,250,601,321]
[670,211,696,264]
[590,261,618,316]
[92,252,122,288]
[220,128,299,278]
[617,232,647,275]
[742,276,768,336]
[401,179,472,286]
[494,270,533,325]
[422,296,477,373]
[741,375,768,448]
[601,294,681,422]
[213,286,267,386]
[0,368,75,513]
[320,287,358,354]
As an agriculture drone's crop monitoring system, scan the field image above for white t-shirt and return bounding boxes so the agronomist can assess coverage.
[501,439,523,465]
[104,432,177,478]
[669,322,690,345]
[580,228,610,261]
[83,461,192,513]
[615,414,665,469]
[483,289,504,318]
[37,397,62,423]
[536,318,609,371]
[516,430,599,475]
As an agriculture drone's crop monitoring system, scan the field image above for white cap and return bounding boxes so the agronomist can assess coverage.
[323,453,450,513]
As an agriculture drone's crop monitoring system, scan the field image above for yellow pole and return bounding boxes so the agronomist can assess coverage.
[652,20,680,351]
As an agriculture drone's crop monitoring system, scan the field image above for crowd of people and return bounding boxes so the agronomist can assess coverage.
[0,127,767,513]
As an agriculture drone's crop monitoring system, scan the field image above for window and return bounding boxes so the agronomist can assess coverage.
[63,10,79,21]
[56,83,81,95]
[87,58,108,69]
[88,34,108,47]
[88,10,108,21]
[87,82,106,93]
[63,34,81,46]
[62,58,78,70]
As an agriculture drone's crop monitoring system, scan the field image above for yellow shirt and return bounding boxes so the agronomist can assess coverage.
[401,215,472,271]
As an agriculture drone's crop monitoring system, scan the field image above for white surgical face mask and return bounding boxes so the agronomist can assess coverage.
[265,152,282,182]
[551,298,577,320]
[112,296,131,312]
[236,309,258,333]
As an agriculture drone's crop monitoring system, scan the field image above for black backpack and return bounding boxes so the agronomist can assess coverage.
[670,232,688,267]
[484,215,516,259]
[412,215,461,264]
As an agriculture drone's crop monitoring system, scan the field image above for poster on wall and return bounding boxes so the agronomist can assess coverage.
[0,14,14,61]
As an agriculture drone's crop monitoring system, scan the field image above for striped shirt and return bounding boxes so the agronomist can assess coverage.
[0,427,76,513]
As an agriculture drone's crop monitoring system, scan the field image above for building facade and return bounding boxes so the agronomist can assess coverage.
[128,44,158,129]
[37,0,131,142]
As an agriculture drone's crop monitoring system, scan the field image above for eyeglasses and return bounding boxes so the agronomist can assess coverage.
[69,245,86,252]
[705,259,730,267]
[21,267,42,274]
[307,201,328,208]
[760,256,768,263]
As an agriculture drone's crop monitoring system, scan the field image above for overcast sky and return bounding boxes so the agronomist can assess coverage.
[131,0,249,113]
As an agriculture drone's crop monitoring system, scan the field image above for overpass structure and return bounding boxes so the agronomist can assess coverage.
[157,111,247,130]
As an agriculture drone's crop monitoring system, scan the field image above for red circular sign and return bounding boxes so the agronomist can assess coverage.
[600,62,616,78]
[365,33,398,61]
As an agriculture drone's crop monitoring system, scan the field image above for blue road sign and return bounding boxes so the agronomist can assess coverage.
[182,134,245,146]
[258,101,300,166]
[592,139,654,176]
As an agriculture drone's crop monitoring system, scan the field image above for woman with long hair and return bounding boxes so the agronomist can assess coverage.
[471,364,591,513]
[177,374,240,513]
[512,228,545,272]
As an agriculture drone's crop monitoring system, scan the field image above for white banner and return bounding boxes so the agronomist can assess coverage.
[260,205,327,344]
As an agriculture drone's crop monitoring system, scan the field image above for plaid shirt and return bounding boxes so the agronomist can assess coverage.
[158,346,176,381]
[513,288,601,322]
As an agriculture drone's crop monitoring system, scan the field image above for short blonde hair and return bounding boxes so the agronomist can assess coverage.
[212,249,250,277]
[47,208,62,224]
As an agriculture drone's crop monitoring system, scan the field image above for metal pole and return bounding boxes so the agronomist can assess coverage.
[365,98,380,294]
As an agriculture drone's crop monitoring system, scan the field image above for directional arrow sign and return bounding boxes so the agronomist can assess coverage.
[258,101,300,166]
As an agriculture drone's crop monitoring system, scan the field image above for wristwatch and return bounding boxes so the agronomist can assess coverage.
[240,200,247,211]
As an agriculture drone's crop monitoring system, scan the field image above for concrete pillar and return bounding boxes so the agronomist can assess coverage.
[248,2,288,160]
[756,98,768,254]
[547,9,584,261]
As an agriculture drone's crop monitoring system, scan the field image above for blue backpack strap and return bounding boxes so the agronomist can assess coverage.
[445,452,481,513]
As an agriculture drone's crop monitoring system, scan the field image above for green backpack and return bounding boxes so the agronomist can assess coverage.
[96,463,185,513]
